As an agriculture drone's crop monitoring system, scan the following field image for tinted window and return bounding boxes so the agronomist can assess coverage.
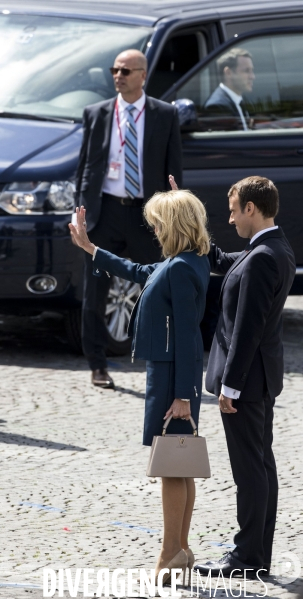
[147,31,207,98]
[0,14,152,120]
[175,33,303,132]
[224,17,303,38]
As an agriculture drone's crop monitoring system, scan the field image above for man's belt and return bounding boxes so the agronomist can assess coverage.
[102,192,144,207]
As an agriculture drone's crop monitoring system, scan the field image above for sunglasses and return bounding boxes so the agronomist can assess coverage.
[110,67,144,76]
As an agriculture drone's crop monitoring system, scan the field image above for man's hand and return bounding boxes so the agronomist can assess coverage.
[169,174,179,191]
[164,399,191,420]
[219,394,237,414]
[68,206,95,255]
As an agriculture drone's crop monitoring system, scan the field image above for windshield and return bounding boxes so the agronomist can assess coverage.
[0,14,152,121]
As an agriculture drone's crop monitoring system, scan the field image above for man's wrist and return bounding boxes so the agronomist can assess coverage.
[221,384,240,399]
[92,246,99,260]
[84,242,95,256]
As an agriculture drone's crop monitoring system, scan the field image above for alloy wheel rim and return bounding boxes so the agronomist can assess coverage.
[105,276,141,342]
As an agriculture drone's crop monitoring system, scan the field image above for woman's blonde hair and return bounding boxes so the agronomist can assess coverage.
[144,189,210,258]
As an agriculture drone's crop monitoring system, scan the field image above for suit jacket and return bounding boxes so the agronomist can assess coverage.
[204,86,249,127]
[75,95,183,231]
[205,228,296,401]
[93,248,210,400]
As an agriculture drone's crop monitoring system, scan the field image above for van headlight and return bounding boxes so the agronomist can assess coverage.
[48,181,75,211]
[0,181,75,214]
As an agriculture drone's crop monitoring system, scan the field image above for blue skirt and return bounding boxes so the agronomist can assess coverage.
[143,360,203,446]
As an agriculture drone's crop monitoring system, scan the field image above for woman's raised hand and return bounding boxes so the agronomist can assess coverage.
[68,206,95,255]
[169,174,179,191]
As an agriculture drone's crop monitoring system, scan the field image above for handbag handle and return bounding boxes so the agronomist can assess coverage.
[162,415,198,437]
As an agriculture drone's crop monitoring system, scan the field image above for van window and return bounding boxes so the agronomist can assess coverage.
[147,31,207,98]
[175,32,303,133]
[0,14,152,121]
[224,17,303,39]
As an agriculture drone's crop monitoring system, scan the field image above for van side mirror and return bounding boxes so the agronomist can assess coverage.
[172,98,197,130]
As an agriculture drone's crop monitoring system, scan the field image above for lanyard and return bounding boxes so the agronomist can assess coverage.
[115,99,145,148]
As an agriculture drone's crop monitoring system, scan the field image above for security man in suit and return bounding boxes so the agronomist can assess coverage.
[204,47,255,130]
[194,176,296,577]
[74,49,182,388]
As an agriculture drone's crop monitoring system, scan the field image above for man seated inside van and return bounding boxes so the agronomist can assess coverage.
[204,47,255,130]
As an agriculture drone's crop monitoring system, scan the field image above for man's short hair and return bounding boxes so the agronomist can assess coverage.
[217,47,253,79]
[228,176,279,218]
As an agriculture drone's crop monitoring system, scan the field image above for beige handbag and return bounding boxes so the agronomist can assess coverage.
[146,416,211,478]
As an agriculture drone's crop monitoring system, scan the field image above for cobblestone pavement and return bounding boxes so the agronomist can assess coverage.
[0,297,302,599]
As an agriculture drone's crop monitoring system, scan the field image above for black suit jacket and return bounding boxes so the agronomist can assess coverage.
[75,95,182,231]
[206,228,296,401]
[204,86,249,128]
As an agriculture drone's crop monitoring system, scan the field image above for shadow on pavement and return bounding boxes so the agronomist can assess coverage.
[115,386,145,399]
[0,308,302,378]
[0,431,86,451]
[0,312,149,372]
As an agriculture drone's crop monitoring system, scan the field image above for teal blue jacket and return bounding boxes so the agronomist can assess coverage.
[93,248,210,400]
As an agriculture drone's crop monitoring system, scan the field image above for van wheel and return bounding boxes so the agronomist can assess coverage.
[64,276,141,356]
[105,275,141,356]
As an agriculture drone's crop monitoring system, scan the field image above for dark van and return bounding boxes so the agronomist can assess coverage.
[0,0,303,353]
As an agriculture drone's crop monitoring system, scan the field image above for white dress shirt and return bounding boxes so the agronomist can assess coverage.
[102,91,145,198]
[221,225,278,400]
[220,83,248,131]
[250,226,278,245]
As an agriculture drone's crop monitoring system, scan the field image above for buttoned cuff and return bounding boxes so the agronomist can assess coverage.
[221,384,241,399]
[180,399,190,402]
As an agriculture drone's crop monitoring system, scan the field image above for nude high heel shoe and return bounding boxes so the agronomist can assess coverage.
[184,547,195,586]
[156,548,188,586]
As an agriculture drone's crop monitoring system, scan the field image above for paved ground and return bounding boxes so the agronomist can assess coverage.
[0,297,302,599]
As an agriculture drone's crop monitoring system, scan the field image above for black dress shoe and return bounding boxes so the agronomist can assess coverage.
[194,552,261,577]
[92,369,115,389]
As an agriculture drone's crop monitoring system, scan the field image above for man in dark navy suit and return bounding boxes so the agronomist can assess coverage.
[194,176,295,577]
[74,49,182,388]
[204,47,255,130]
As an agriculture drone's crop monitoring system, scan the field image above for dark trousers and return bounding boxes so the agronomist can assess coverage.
[221,395,278,567]
[82,194,162,370]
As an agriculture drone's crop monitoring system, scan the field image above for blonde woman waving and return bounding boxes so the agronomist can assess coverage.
[69,187,210,584]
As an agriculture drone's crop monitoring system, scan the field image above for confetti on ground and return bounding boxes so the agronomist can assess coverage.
[109,521,159,533]
[19,501,65,512]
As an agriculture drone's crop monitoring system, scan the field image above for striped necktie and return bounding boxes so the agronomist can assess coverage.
[125,105,140,198]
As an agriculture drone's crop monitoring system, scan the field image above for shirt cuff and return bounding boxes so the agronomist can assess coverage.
[180,398,190,402]
[92,246,99,261]
[221,384,241,399]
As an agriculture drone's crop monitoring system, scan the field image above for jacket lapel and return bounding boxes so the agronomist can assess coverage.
[100,98,116,154]
[128,259,169,335]
[221,88,239,117]
[219,248,252,304]
[143,96,158,161]
[219,228,283,303]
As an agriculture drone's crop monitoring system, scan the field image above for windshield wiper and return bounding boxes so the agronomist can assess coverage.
[0,111,75,124]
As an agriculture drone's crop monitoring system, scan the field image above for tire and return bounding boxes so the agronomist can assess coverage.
[64,307,82,354]
[65,276,141,356]
[105,275,141,356]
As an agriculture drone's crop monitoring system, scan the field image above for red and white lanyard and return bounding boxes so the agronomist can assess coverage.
[115,99,145,149]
